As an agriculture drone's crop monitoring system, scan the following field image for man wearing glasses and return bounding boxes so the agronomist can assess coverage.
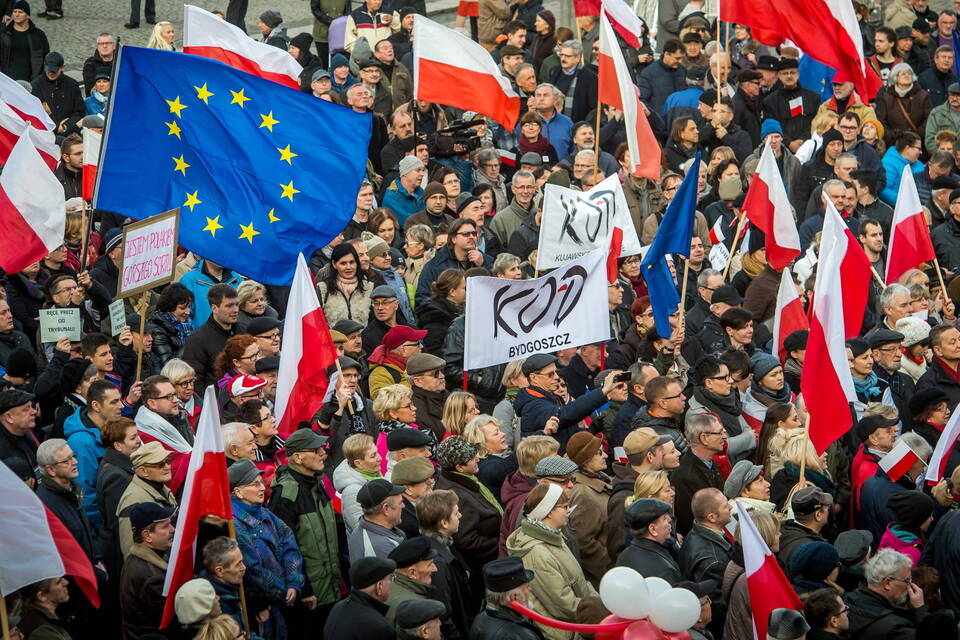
[846,548,926,637]
[135,375,194,494]
[672,413,727,535]
[116,441,178,557]
[415,219,493,308]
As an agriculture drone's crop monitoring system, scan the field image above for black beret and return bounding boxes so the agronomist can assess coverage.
[908,387,950,418]
[845,337,870,358]
[60,358,93,396]
[247,316,281,336]
[255,356,280,373]
[387,536,437,568]
[783,330,808,353]
[625,498,671,530]
[0,389,35,414]
[349,556,396,589]
[867,329,904,349]
[386,427,433,451]
[482,557,534,592]
[931,175,959,191]
[395,599,447,629]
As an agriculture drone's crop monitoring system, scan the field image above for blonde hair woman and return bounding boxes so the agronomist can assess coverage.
[373,383,434,475]
[769,434,835,513]
[146,21,176,50]
[235,280,278,336]
[332,433,382,534]
[463,414,516,502]
[723,511,781,640]
[624,470,675,508]
[441,391,480,437]
[194,615,241,640]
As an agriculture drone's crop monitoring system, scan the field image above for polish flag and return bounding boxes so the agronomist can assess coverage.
[772,266,809,363]
[44,505,101,607]
[573,0,646,47]
[413,16,520,130]
[160,385,232,628]
[720,0,881,102]
[82,128,102,201]
[596,13,660,180]
[788,96,804,117]
[0,100,58,169]
[741,395,768,434]
[709,217,726,246]
[734,501,802,640]
[802,200,872,454]
[0,131,65,274]
[885,166,935,284]
[880,438,923,482]
[742,138,800,270]
[274,253,339,437]
[183,4,302,90]
[925,406,960,485]
[499,149,517,167]
[0,71,55,130]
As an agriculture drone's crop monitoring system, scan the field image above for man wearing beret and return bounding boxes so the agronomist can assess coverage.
[395,598,446,640]
[324,556,397,640]
[0,388,40,468]
[268,429,340,631]
[615,498,682,584]
[869,329,916,425]
[470,557,545,640]
[762,58,822,153]
[385,538,439,624]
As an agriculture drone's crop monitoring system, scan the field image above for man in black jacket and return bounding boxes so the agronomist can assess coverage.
[547,39,598,123]
[671,413,725,535]
[31,52,84,135]
[0,388,39,469]
[118,503,174,640]
[916,323,960,410]
[0,2,49,82]
[181,284,239,390]
[81,34,115,96]
[679,488,733,620]
[762,58,821,153]
[804,588,851,640]
[919,45,957,107]
[847,548,928,640]
[777,487,831,569]
[324,556,397,640]
[470,557,545,640]
[615,497,682,584]
[54,133,83,200]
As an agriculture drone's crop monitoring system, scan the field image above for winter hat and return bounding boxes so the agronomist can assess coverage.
[228,374,267,398]
[861,117,885,141]
[104,227,123,254]
[365,235,390,261]
[175,579,217,625]
[767,609,810,640]
[398,155,425,177]
[12,0,29,14]
[537,9,556,31]
[565,431,603,467]
[59,358,93,396]
[833,530,872,566]
[887,61,915,87]
[5,349,37,379]
[423,181,447,201]
[887,490,935,530]
[896,316,931,348]
[821,127,844,147]
[783,330,809,354]
[723,460,764,499]
[434,435,479,469]
[760,119,783,139]
[789,541,840,581]
[846,337,870,358]
[750,352,781,382]
[746,226,766,253]
[330,51,350,71]
[908,388,949,419]
[259,10,282,28]
[289,32,313,52]
[545,168,571,188]
[534,455,578,478]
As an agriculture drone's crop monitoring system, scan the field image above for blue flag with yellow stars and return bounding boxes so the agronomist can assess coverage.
[94,47,372,285]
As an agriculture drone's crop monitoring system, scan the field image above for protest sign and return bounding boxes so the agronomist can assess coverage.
[118,209,179,298]
[464,249,611,370]
[39,308,81,343]
[109,299,127,337]
[536,174,641,269]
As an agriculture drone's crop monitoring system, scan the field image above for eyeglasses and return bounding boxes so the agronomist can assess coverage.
[257,331,281,341]
[481,162,500,169]
[401,342,422,349]
[837,124,858,131]
[372,299,398,308]
[706,374,733,381]
[623,257,641,265]
[455,231,478,237]
[143,459,173,468]
[175,378,196,387]
[535,369,560,378]
[703,430,727,437]
[149,393,179,402]
[888,576,914,585]
[661,393,684,400]
[399,402,414,409]
[836,606,850,615]
[52,453,77,465]
[237,351,262,360]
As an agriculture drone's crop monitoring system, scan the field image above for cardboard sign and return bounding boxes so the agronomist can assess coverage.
[39,308,82,343]
[118,209,179,298]
[109,299,127,337]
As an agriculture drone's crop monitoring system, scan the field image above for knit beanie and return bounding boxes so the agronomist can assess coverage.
[423,181,447,201]
[789,541,840,581]
[60,358,93,396]
[821,127,844,147]
[290,32,313,52]
[750,352,781,382]
[259,10,282,28]
[760,119,783,139]
[887,490,935,530]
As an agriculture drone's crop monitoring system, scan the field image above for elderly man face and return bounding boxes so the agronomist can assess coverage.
[832,81,854,100]
[516,67,537,93]
[559,45,581,72]
[572,124,594,150]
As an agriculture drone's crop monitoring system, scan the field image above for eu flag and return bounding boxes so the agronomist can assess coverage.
[640,153,700,338]
[94,47,372,285]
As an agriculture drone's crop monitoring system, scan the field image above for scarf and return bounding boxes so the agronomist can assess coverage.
[934,356,960,384]
[16,273,46,302]
[894,84,914,97]
[784,357,803,380]
[378,418,410,434]
[336,274,358,298]
[453,471,504,514]
[156,311,193,346]
[504,387,519,401]
[741,251,764,279]
[852,372,883,401]
[902,347,925,365]
[693,386,745,436]
[136,406,192,453]
[358,467,382,481]
[518,133,553,157]
[368,345,407,369]
[749,379,792,405]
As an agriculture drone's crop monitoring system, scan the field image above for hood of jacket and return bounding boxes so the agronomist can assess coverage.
[63,408,101,445]
[501,469,537,506]
[505,519,565,557]
[417,297,459,324]
[332,458,367,492]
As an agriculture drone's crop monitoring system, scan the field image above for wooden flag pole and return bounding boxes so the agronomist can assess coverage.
[797,411,811,489]
[933,258,950,301]
[593,100,602,181]
[226,520,252,638]
[79,200,91,273]
[134,292,148,381]
[715,6,722,105]
[870,266,886,290]
[722,213,748,281]
[679,258,691,315]
[0,594,12,640]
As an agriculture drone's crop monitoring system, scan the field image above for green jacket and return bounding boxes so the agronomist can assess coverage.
[924,102,960,153]
[311,0,350,42]
[384,572,433,625]
[268,465,340,605]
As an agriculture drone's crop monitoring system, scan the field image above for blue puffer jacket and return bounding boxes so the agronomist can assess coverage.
[178,260,244,329]
[879,147,922,206]
[514,384,608,453]
[63,407,104,528]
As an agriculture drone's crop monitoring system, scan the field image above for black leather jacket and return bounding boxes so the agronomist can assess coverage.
[468,606,546,640]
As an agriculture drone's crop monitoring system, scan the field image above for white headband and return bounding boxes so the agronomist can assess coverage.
[528,483,564,522]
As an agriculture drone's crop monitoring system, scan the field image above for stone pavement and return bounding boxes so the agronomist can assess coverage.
[43,0,571,82]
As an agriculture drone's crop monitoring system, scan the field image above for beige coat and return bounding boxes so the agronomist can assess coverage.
[116,474,178,557]
[569,471,612,587]
[478,0,511,46]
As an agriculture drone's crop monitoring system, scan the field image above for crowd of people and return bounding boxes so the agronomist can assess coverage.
[7,0,960,640]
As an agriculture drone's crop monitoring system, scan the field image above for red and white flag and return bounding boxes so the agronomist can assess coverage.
[709,218,726,246]
[720,0,881,102]
[274,253,339,437]
[499,149,517,167]
[881,438,923,483]
[160,385,232,628]
[734,501,803,640]
[0,71,55,130]
[773,266,809,363]
[597,13,660,180]
[413,16,520,130]
[183,4,303,89]
[925,406,960,485]
[885,166,935,284]
[742,138,800,270]
[82,127,102,201]
[0,130,65,274]
[0,100,57,169]
[802,200,872,454]
[573,0,646,47]
[788,96,803,117]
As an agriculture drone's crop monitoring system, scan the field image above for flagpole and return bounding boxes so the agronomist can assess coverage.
[870,266,886,290]
[797,411,810,489]
[933,258,950,300]
[679,258,691,315]
[134,292,148,382]
[722,213,747,281]
[226,520,252,638]
[0,593,11,640]
[715,5,722,105]
[593,101,602,181]
[79,199,91,273]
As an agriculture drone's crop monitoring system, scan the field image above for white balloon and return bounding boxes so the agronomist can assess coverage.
[644,576,672,599]
[599,567,650,619]
[649,588,702,633]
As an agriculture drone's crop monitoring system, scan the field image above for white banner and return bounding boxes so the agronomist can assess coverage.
[464,249,611,370]
[536,174,642,270]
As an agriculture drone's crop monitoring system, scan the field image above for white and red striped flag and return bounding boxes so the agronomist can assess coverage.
[0,71,54,130]
[597,13,660,180]
[274,253,339,436]
[160,385,232,628]
[772,266,809,363]
[734,501,803,640]
[881,438,923,482]
[709,218,726,246]
[573,0,646,47]
[413,16,520,130]
[82,127,102,201]
[183,4,303,89]
[925,406,960,486]
[742,138,800,270]
[802,200,872,454]
[0,100,57,169]
[0,130,65,274]
[885,165,935,284]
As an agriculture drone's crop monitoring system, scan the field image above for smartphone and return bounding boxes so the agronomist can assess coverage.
[613,371,631,383]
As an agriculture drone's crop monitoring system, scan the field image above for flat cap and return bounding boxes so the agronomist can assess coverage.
[130,441,172,467]
[371,284,398,300]
[623,427,671,456]
[855,413,898,443]
[386,427,433,451]
[387,536,437,568]
[520,151,543,166]
[949,82,960,95]
[482,557,534,591]
[175,579,217,624]
[0,388,34,414]
[390,456,435,485]
[333,318,365,335]
[625,498,672,530]
[521,353,557,375]
[325,355,361,378]
[534,456,578,478]
[723,460,764,499]
[833,529,872,566]
[356,478,405,508]
[500,44,523,57]
[255,356,280,374]
[406,353,446,376]
[395,599,447,629]
[349,556,396,589]
[228,459,264,489]
[712,284,743,306]
[247,317,281,336]
[283,429,329,454]
[791,486,833,515]
[866,329,904,348]
[767,609,810,640]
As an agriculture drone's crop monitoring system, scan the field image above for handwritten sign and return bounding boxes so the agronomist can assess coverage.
[109,299,127,336]
[118,209,180,298]
[39,308,82,343]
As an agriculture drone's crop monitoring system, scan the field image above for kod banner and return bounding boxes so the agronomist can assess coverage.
[537,173,642,269]
[464,249,611,370]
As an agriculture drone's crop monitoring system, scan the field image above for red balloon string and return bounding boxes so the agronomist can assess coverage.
[508,602,636,633]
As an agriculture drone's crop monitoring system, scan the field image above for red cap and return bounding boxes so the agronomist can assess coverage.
[831,71,851,84]
[383,325,428,351]
[229,374,267,398]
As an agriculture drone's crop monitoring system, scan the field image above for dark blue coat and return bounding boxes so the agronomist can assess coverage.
[514,385,607,453]
[638,60,686,114]
[414,246,494,308]
[859,467,916,545]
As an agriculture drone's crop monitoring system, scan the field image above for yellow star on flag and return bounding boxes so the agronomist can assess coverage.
[259,111,279,132]
[194,83,214,104]
[267,208,280,223]
[277,144,297,164]
[183,191,202,211]
[172,155,191,176]
[166,96,187,118]
[279,180,300,201]
[239,221,261,244]
[165,120,182,139]
[203,215,223,237]
[230,88,250,108]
